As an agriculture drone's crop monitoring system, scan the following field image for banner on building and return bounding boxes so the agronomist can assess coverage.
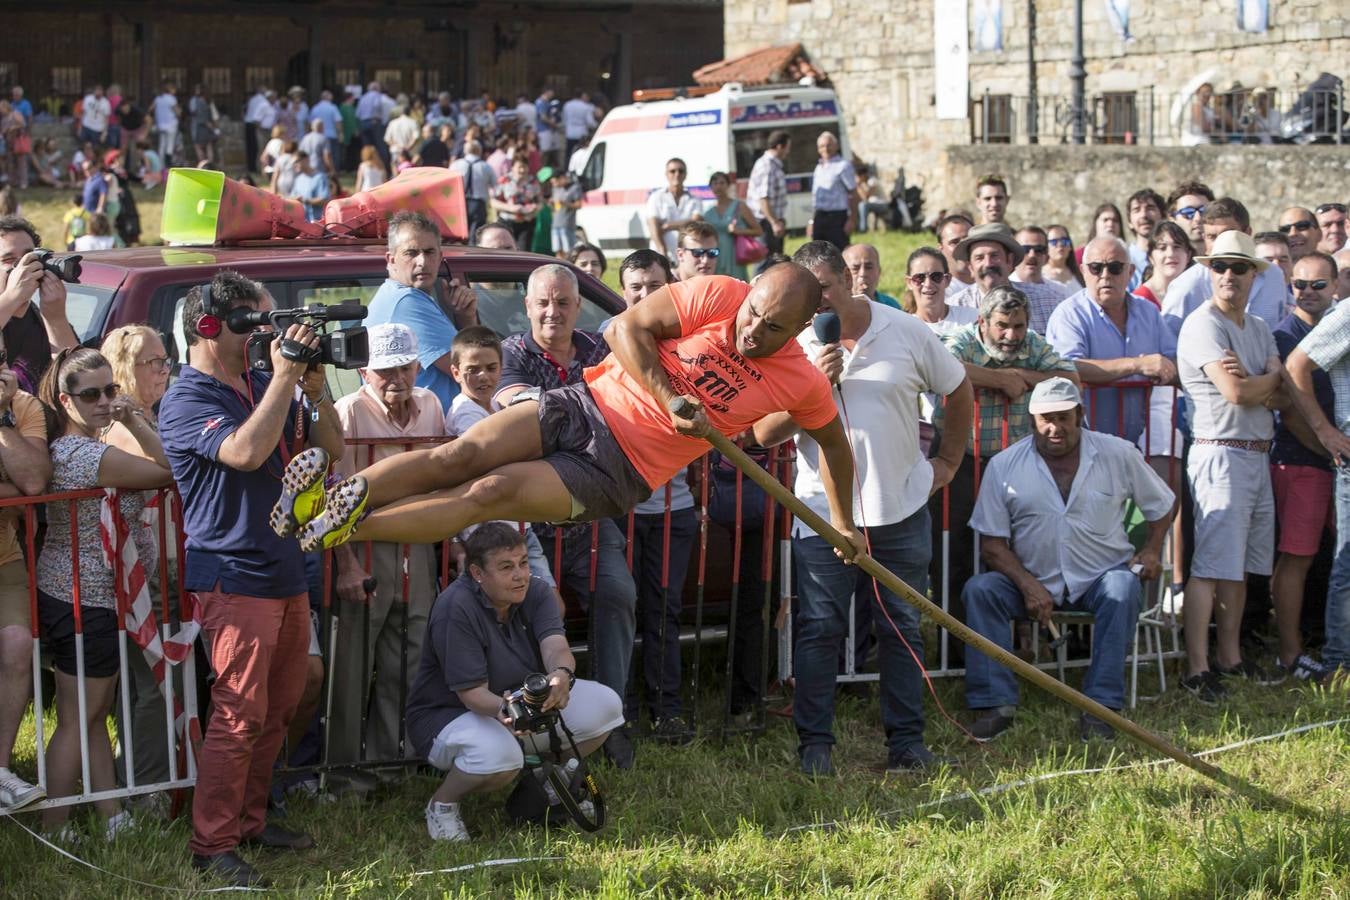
[1106,0,1131,40]
[1237,0,1268,32]
[973,0,1003,52]
[934,0,969,119]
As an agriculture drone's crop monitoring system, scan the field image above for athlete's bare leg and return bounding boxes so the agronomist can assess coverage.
[360,400,546,508]
[354,460,574,545]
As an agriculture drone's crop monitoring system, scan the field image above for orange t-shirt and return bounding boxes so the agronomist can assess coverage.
[585,275,836,489]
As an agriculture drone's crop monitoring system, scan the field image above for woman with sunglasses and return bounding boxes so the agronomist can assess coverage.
[100,325,176,789]
[1041,224,1084,290]
[36,347,173,837]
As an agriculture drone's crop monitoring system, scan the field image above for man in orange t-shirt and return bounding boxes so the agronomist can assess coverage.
[277,265,864,561]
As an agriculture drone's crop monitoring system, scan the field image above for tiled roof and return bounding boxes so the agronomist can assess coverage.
[692,44,830,87]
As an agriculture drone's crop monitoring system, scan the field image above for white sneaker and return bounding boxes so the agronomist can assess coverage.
[425,800,470,842]
[0,767,44,811]
[104,809,133,840]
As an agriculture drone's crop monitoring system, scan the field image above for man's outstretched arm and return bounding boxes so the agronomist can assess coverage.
[803,415,864,561]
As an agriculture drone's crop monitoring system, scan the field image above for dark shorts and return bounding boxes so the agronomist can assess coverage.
[528,382,652,521]
[39,590,120,678]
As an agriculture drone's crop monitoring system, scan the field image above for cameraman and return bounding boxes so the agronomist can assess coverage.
[0,216,81,390]
[405,522,623,843]
[159,271,343,888]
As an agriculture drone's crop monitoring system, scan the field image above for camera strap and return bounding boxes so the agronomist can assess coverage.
[517,606,606,833]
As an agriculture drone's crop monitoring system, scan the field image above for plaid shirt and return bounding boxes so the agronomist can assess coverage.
[491,175,541,223]
[1299,301,1350,436]
[936,323,1078,455]
[948,280,1068,336]
[746,151,786,221]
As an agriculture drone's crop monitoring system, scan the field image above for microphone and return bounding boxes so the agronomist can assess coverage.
[813,310,841,345]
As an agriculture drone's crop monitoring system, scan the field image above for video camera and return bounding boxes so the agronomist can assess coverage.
[31,249,82,283]
[503,673,559,734]
[228,302,369,372]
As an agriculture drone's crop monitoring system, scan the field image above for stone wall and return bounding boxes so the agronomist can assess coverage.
[723,0,1350,216]
[941,144,1350,236]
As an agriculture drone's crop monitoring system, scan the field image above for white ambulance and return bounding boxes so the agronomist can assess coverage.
[570,82,850,254]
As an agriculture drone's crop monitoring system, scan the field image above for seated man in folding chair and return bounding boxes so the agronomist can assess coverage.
[962,377,1175,743]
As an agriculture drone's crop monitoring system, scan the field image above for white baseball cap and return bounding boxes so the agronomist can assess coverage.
[366,323,419,369]
[1027,377,1082,414]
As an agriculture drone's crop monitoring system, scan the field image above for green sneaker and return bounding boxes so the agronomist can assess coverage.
[297,476,369,551]
[270,448,330,537]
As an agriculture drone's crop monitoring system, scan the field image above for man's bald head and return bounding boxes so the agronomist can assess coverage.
[733,263,821,358]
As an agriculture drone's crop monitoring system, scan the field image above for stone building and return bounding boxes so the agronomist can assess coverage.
[723,0,1350,229]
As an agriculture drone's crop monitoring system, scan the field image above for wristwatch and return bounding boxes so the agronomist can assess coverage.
[0,410,16,429]
[553,666,576,689]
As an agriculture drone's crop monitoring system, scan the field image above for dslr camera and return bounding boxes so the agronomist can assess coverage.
[228,302,370,372]
[31,249,83,283]
[503,673,559,734]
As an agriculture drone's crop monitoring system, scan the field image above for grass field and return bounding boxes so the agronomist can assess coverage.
[0,668,1347,897]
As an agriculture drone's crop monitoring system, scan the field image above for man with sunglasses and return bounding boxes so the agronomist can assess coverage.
[1277,207,1322,261]
[1165,181,1215,254]
[645,157,704,259]
[1176,231,1286,702]
[674,222,720,282]
[0,216,81,392]
[1011,226,1074,301]
[949,223,1068,335]
[1269,252,1339,682]
[1161,198,1288,338]
[1315,202,1347,255]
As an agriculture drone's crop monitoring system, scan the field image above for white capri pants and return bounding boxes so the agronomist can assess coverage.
[426,679,624,775]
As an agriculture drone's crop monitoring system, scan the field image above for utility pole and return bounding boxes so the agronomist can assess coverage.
[1027,0,1038,144]
[1070,0,1086,143]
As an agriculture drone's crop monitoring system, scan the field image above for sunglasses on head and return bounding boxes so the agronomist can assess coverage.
[683,247,719,259]
[1292,279,1329,291]
[1020,243,1048,255]
[1208,260,1252,276]
[1085,261,1127,276]
[1172,205,1206,220]
[1316,203,1347,215]
[1278,220,1316,233]
[907,272,947,285]
[71,384,119,403]
[1047,237,1072,247]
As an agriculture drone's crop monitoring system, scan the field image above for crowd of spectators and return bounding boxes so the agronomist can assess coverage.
[0,127,1349,886]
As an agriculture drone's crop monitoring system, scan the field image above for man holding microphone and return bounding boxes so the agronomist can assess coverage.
[757,242,973,776]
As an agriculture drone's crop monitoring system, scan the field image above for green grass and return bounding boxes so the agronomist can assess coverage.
[2,667,1347,897]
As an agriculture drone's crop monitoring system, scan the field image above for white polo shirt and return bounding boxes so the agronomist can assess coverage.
[645,188,704,256]
[970,429,1174,603]
[792,303,966,536]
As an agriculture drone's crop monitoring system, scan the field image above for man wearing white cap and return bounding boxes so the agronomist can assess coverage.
[1176,230,1285,703]
[964,377,1174,742]
[329,322,447,775]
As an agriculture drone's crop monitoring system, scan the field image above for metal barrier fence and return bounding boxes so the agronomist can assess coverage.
[2,380,1187,814]
[972,86,1346,145]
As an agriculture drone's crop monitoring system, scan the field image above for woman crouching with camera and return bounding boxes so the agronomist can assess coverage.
[405,522,624,842]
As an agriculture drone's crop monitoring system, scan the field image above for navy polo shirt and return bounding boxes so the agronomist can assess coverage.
[1272,313,1335,471]
[158,366,308,597]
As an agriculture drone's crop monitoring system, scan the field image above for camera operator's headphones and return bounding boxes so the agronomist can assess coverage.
[193,282,226,339]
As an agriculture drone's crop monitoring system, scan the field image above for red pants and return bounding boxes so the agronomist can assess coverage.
[189,588,309,856]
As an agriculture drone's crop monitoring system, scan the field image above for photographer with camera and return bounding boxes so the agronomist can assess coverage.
[405,522,623,843]
[0,216,81,391]
[158,271,344,888]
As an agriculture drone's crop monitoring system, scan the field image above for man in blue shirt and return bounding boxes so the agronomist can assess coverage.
[159,271,344,888]
[1046,236,1177,446]
[366,211,480,412]
[810,132,855,251]
[309,89,343,171]
[1161,198,1288,336]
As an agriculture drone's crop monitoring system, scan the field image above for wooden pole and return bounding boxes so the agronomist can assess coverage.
[670,399,1310,816]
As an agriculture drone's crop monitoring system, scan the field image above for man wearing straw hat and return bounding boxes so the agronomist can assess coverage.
[963,377,1174,742]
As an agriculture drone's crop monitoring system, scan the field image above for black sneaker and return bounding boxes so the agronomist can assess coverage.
[1277,654,1329,682]
[651,716,694,745]
[1215,659,1286,686]
[967,708,1015,743]
[1079,712,1116,742]
[799,743,834,777]
[600,727,635,770]
[886,744,958,773]
[192,851,270,888]
[1180,671,1227,705]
